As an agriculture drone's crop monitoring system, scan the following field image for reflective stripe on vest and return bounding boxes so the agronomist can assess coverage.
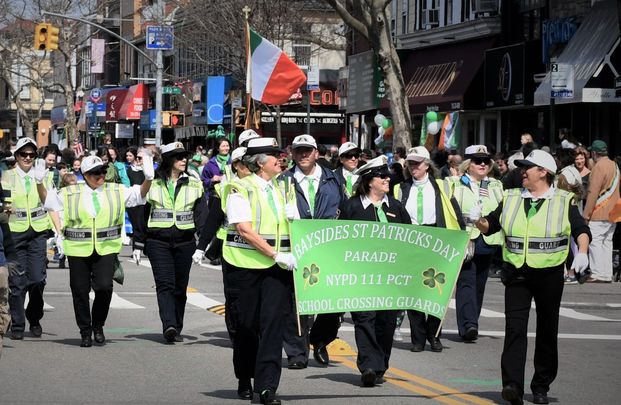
[1,169,50,233]
[499,188,572,268]
[62,183,125,257]
[147,178,203,230]
[222,175,290,269]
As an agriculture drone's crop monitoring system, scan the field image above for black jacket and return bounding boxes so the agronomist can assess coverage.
[339,194,411,225]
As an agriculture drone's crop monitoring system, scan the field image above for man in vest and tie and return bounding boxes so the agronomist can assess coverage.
[281,134,346,369]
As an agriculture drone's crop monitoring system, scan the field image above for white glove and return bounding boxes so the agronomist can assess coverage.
[192,249,205,265]
[275,252,297,271]
[468,202,483,223]
[132,249,142,265]
[285,204,297,221]
[55,235,64,256]
[33,159,47,184]
[571,252,589,274]
[141,153,155,180]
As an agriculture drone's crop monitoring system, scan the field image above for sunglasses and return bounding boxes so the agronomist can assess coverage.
[472,157,492,165]
[368,170,390,179]
[342,153,360,160]
[19,152,37,159]
[173,154,187,161]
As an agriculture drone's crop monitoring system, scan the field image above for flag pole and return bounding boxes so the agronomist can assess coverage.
[243,6,252,130]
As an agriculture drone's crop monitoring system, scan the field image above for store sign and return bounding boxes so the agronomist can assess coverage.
[485,43,525,108]
[309,89,340,106]
[347,51,378,113]
[106,89,128,122]
[542,17,577,64]
[261,115,344,125]
[550,63,574,99]
[115,122,134,139]
[119,84,148,120]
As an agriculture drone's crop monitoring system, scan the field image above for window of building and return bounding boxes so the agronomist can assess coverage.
[391,1,397,41]
[422,0,440,29]
[293,42,311,69]
[402,0,409,34]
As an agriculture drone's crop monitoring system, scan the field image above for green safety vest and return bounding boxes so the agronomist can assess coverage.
[499,188,573,269]
[147,176,203,230]
[448,176,504,244]
[393,179,461,230]
[43,170,56,190]
[1,169,50,233]
[222,174,291,269]
[62,183,125,257]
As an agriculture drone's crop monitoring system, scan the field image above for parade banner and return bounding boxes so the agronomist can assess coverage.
[290,220,470,320]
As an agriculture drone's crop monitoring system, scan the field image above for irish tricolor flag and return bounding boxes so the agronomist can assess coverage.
[247,28,306,105]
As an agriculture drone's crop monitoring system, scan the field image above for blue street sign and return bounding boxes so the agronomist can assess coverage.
[146,26,174,50]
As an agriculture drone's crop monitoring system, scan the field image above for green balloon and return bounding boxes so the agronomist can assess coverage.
[382,118,392,129]
[426,111,438,122]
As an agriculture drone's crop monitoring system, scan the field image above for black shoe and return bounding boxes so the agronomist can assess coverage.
[361,368,376,387]
[11,330,24,340]
[30,324,42,337]
[237,379,252,400]
[163,326,177,343]
[532,392,549,404]
[463,327,478,342]
[375,372,386,385]
[80,335,93,348]
[313,344,330,365]
[287,360,307,370]
[410,343,424,352]
[501,383,524,405]
[93,327,105,344]
[259,389,281,405]
[429,338,443,352]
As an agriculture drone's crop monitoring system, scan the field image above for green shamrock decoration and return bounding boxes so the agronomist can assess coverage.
[302,264,320,289]
[422,268,446,295]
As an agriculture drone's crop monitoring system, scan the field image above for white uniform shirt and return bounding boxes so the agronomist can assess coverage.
[44,184,146,218]
[14,165,35,183]
[361,194,390,209]
[227,176,284,224]
[293,164,322,206]
[405,174,436,225]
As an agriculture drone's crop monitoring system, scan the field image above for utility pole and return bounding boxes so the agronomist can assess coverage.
[155,0,164,147]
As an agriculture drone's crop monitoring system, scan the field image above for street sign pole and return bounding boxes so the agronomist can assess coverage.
[156,48,163,147]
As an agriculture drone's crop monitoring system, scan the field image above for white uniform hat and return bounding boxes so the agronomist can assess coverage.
[238,129,260,146]
[161,141,186,157]
[291,134,317,149]
[338,142,360,156]
[515,149,557,174]
[246,137,282,156]
[231,147,247,162]
[406,146,430,162]
[464,145,490,159]
[14,137,37,153]
[355,155,389,176]
[81,156,106,174]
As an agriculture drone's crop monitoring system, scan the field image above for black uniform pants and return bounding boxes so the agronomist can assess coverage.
[408,310,441,346]
[283,307,310,363]
[224,260,290,394]
[501,268,564,396]
[9,229,47,332]
[351,310,398,374]
[146,240,194,333]
[310,312,343,348]
[456,253,492,336]
[68,253,115,336]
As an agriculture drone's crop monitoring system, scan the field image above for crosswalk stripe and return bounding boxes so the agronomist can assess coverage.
[448,299,505,318]
[558,307,620,321]
[24,292,54,310]
[186,292,222,310]
[88,291,145,309]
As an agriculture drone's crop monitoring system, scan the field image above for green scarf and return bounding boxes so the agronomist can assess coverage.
[216,154,229,173]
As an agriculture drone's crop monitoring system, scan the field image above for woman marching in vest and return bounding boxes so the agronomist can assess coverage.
[133,142,207,344]
[40,154,154,347]
[472,150,590,405]
[393,147,465,353]
[222,138,296,405]
[1,138,50,340]
[338,156,411,387]
[447,145,503,342]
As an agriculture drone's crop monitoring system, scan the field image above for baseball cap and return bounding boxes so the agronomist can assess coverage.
[406,146,430,162]
[515,150,557,174]
[338,142,360,156]
[464,145,490,159]
[355,155,389,177]
[81,156,106,174]
[231,147,247,162]
[291,134,317,149]
[191,153,202,162]
[239,129,260,146]
[588,140,607,153]
[161,141,186,158]
[14,137,37,153]
[246,137,282,156]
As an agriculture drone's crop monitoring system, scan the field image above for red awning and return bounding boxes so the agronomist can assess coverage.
[119,83,148,120]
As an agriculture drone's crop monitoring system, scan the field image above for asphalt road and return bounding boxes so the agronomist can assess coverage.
[1,247,620,404]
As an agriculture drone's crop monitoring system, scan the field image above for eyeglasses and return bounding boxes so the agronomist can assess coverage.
[18,152,37,159]
[472,157,492,166]
[342,153,360,160]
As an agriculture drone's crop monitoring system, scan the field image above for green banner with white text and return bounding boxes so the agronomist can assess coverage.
[290,220,470,319]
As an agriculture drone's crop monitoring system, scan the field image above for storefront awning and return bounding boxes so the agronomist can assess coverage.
[401,38,495,114]
[534,0,621,105]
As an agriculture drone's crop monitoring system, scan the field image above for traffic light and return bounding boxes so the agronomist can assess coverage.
[33,23,60,51]
[162,111,185,127]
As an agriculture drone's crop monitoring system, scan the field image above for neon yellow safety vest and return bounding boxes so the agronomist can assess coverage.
[147,176,203,230]
[448,176,504,244]
[0,169,50,233]
[222,174,291,269]
[499,188,573,268]
[43,170,56,190]
[393,179,461,231]
[61,183,125,257]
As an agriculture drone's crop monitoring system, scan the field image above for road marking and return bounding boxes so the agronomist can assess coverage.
[186,292,222,310]
[24,293,54,310]
[559,307,621,321]
[607,303,621,308]
[449,299,504,318]
[208,305,226,315]
[88,291,145,309]
[126,258,152,268]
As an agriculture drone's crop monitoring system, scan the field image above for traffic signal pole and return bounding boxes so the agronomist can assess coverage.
[41,10,164,146]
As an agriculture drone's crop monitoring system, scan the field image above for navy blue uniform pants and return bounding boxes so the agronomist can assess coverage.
[352,310,398,374]
[146,240,194,333]
[455,253,492,336]
[9,229,47,332]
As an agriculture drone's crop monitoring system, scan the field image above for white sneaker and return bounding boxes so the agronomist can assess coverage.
[393,328,403,342]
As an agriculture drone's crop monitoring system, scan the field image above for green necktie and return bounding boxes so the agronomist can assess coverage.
[527,199,538,220]
[374,202,388,223]
[307,176,316,217]
[345,175,353,197]
[167,180,175,202]
[92,192,101,215]
[24,176,31,194]
[266,185,279,218]
[416,185,424,225]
